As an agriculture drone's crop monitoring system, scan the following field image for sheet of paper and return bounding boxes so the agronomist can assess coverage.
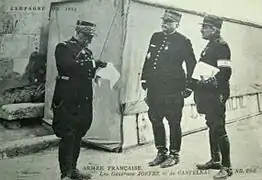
[192,61,220,80]
[96,62,120,89]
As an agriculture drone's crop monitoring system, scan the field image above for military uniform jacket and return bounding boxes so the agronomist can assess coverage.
[193,37,232,114]
[52,37,98,107]
[141,31,196,96]
[198,37,232,95]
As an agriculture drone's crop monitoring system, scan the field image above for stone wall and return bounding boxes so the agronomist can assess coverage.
[0,0,63,104]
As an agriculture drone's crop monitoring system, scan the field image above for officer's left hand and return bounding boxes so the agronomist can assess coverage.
[95,60,107,68]
[94,75,101,85]
[203,77,218,87]
[141,82,147,90]
[219,93,229,104]
[197,76,218,87]
[182,88,192,98]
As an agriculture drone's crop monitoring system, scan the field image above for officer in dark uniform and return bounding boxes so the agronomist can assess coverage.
[52,20,107,180]
[141,9,196,168]
[191,15,233,179]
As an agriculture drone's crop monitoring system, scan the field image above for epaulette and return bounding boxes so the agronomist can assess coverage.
[215,37,227,45]
[68,40,77,44]
[60,41,67,45]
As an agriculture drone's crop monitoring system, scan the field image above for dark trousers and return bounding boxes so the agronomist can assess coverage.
[59,131,82,177]
[52,101,93,177]
[204,92,231,167]
[147,92,184,154]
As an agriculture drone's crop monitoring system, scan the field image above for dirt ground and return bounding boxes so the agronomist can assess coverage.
[0,115,262,180]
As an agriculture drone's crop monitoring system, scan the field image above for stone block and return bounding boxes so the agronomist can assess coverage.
[0,135,59,159]
[0,103,44,121]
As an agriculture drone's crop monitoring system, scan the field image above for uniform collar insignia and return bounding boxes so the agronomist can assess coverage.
[211,36,226,44]
[201,45,209,56]
[69,36,78,43]
[163,30,176,36]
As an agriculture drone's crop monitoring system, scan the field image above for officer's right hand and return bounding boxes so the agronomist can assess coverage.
[182,88,192,98]
[196,75,205,84]
[195,76,207,86]
[141,82,147,90]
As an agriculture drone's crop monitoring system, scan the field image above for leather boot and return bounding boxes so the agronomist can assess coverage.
[219,135,232,168]
[197,129,222,170]
[71,169,92,180]
[209,129,221,162]
[148,151,168,166]
[196,159,222,170]
[160,153,179,168]
[61,172,73,180]
[61,177,72,180]
[213,167,233,179]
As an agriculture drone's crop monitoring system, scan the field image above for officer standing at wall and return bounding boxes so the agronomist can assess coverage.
[52,20,107,180]
[191,15,233,179]
[141,9,196,168]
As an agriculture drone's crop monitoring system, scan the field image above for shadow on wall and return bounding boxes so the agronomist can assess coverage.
[0,51,47,106]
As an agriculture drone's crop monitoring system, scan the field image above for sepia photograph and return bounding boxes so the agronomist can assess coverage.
[0,0,262,179]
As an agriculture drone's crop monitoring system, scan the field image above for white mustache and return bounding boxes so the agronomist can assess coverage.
[162,25,168,29]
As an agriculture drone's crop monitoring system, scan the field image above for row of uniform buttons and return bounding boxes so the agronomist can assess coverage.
[76,58,91,66]
[153,36,168,70]
[88,68,92,78]
[75,57,94,78]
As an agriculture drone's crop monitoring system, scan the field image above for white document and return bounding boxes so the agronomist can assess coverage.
[96,62,120,89]
[192,61,220,80]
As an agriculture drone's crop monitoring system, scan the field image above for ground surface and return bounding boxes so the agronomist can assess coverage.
[0,115,261,180]
[0,120,52,144]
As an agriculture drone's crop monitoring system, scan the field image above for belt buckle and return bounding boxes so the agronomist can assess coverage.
[61,76,70,80]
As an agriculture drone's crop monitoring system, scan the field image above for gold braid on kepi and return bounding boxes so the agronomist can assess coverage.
[75,20,97,36]
[161,9,182,22]
[199,15,223,30]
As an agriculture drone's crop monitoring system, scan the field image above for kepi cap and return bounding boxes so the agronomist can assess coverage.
[200,15,223,30]
[75,20,97,36]
[161,9,182,22]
